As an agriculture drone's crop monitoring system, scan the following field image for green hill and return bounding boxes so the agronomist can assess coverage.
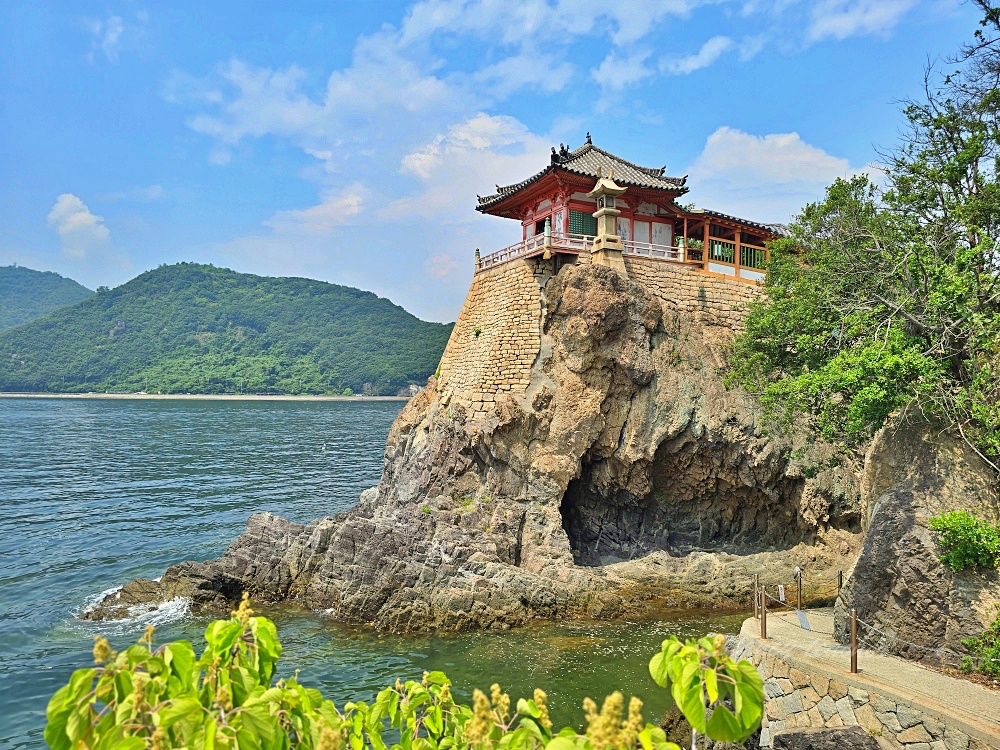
[0,263,452,395]
[0,265,94,330]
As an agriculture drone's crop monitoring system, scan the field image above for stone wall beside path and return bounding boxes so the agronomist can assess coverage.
[731,612,1000,750]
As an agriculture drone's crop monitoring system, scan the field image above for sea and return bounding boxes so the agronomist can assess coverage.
[0,397,746,748]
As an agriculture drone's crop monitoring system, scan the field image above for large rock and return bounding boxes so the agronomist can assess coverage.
[85,264,862,630]
[772,726,879,750]
[834,410,1000,663]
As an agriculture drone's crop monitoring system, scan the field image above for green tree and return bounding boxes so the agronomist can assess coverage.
[730,3,1000,470]
[45,597,763,750]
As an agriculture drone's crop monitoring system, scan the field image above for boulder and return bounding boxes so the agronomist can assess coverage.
[772,726,879,750]
[834,410,1000,663]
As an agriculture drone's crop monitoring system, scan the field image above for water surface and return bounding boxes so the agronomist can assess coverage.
[0,398,743,748]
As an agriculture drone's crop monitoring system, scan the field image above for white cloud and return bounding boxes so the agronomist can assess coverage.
[86,14,124,63]
[662,36,733,75]
[398,0,699,47]
[263,184,366,234]
[591,50,654,91]
[47,194,111,259]
[686,126,872,221]
[807,0,917,42]
[384,113,550,220]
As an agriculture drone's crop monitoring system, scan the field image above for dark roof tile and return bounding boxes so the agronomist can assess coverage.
[477,141,687,211]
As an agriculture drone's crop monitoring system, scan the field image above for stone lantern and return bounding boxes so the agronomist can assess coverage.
[586,166,628,275]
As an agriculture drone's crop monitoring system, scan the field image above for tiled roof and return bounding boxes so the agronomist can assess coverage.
[682,206,786,237]
[476,139,688,211]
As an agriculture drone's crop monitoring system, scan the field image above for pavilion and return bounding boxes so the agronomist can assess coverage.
[475,134,782,283]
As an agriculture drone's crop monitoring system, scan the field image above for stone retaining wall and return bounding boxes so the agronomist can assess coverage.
[437,259,542,420]
[731,632,999,750]
[438,255,757,420]
[624,256,760,330]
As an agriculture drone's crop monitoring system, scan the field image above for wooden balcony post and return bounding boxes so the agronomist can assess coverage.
[735,229,742,279]
[703,222,710,272]
[682,217,688,262]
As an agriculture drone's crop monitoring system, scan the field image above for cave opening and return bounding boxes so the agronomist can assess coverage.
[560,437,810,566]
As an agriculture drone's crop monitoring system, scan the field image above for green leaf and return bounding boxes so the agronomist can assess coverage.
[706,706,746,743]
[704,668,718,705]
[545,736,580,750]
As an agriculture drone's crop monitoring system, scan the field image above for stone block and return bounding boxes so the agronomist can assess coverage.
[811,675,830,696]
[829,680,849,700]
[782,692,804,714]
[854,703,881,733]
[874,696,897,714]
[896,705,922,730]
[826,713,844,728]
[848,687,869,704]
[942,726,970,750]
[801,687,821,711]
[835,696,858,726]
[790,668,811,688]
[897,725,932,744]
[817,696,839,721]
[806,706,825,727]
[776,678,795,695]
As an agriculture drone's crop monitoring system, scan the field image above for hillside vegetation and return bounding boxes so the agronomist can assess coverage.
[0,265,93,330]
[0,263,452,395]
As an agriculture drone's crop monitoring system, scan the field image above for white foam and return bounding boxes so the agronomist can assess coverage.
[77,586,192,636]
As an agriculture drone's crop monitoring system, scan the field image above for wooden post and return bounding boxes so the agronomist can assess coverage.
[797,572,802,611]
[838,570,843,592]
[850,609,858,673]
[703,222,710,272]
[735,229,742,280]
[760,587,767,640]
[753,573,759,620]
[682,217,688,262]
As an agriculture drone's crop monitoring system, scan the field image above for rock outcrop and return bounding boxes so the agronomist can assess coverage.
[834,410,1000,663]
[86,263,862,630]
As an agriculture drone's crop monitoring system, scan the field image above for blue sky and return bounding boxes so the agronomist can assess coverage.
[0,0,984,321]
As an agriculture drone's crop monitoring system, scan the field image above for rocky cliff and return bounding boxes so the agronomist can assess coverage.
[833,410,1000,663]
[86,263,862,630]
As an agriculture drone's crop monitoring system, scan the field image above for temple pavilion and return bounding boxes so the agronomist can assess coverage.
[475,134,781,283]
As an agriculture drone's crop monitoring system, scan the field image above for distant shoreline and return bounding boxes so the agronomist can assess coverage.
[0,392,411,402]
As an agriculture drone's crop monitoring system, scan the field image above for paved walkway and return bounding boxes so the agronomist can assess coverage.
[740,609,1000,745]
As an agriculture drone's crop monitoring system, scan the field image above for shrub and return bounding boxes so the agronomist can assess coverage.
[928,511,1000,572]
[46,596,763,750]
[961,606,1000,679]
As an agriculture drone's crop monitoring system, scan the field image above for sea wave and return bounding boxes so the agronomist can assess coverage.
[76,587,192,635]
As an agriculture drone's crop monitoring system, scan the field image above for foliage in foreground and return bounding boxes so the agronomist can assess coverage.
[929,510,1000,571]
[0,263,452,395]
[728,3,1000,468]
[962,605,1000,678]
[46,597,763,750]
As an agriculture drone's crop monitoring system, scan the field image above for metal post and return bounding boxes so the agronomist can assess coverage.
[797,573,802,611]
[850,609,858,673]
[760,587,767,640]
[753,573,759,620]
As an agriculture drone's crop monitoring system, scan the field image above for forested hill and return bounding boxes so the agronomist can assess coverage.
[0,265,94,330]
[0,263,453,395]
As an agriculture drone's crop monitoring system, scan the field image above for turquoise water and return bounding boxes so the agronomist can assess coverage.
[0,398,745,748]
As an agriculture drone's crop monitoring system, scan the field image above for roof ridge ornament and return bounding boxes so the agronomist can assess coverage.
[586,132,592,145]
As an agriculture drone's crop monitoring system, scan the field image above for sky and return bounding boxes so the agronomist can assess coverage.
[0,0,986,322]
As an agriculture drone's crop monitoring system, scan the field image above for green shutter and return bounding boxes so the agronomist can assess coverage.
[569,210,597,236]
